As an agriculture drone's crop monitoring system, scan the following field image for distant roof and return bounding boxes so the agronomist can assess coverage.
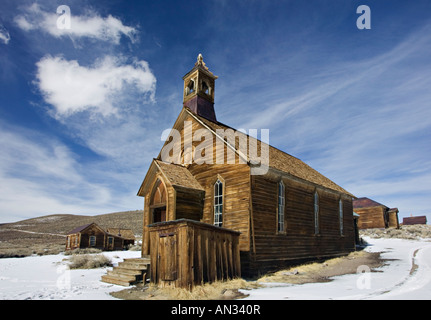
[67,223,93,234]
[67,223,135,240]
[353,197,388,209]
[106,228,135,240]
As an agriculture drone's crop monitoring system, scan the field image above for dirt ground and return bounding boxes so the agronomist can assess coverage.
[110,249,385,300]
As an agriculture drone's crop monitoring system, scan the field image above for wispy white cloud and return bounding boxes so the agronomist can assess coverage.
[0,24,11,44]
[35,55,156,119]
[0,122,146,223]
[15,3,137,44]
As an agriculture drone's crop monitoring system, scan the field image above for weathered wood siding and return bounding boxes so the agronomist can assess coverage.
[388,211,399,229]
[149,219,241,289]
[66,234,80,250]
[78,224,106,250]
[188,163,251,252]
[356,206,386,229]
[247,173,355,275]
[175,188,204,221]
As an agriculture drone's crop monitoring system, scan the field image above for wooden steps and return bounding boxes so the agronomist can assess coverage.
[101,256,150,286]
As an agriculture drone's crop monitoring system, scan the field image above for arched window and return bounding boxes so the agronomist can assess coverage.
[339,199,344,236]
[150,179,167,223]
[151,179,166,206]
[277,181,285,233]
[314,191,319,234]
[214,179,223,227]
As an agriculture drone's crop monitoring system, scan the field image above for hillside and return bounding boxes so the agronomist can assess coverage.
[0,210,143,257]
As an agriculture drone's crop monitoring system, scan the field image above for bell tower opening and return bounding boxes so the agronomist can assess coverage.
[183,54,218,122]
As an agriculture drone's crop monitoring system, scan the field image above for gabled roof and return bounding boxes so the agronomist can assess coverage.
[353,197,388,209]
[106,228,135,240]
[67,223,134,240]
[156,159,204,191]
[189,108,354,197]
[138,158,204,197]
[67,223,94,235]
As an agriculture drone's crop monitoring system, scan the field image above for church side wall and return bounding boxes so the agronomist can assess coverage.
[248,174,355,276]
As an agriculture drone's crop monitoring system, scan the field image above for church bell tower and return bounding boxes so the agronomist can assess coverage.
[183,54,218,122]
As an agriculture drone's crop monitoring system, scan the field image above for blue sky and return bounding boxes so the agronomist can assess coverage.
[0,0,430,223]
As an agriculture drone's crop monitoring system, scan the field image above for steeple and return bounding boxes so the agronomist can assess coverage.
[183,54,218,122]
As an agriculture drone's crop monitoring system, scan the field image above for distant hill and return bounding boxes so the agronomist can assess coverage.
[0,210,143,257]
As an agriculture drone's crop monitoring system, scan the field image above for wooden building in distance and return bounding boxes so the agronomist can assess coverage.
[137,55,357,279]
[353,197,399,229]
[403,215,427,226]
[66,223,135,251]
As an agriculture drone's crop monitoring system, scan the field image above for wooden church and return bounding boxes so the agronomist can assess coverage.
[137,55,356,284]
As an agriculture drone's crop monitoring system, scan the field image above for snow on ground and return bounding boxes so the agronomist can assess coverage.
[241,237,431,300]
[1,238,431,300]
[0,250,141,300]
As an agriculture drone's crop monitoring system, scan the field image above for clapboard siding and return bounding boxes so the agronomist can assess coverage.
[188,162,251,252]
[149,219,241,289]
[248,174,355,275]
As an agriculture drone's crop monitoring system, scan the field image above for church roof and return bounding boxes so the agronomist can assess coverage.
[155,159,204,191]
[188,108,355,197]
[137,157,204,196]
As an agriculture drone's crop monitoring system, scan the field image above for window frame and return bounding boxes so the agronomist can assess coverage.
[314,191,320,235]
[89,235,96,247]
[277,180,285,234]
[213,179,224,227]
[339,198,344,236]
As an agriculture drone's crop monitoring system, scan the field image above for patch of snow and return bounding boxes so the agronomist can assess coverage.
[0,250,141,300]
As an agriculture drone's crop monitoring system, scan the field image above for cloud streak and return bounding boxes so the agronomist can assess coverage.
[15,3,137,44]
[0,24,11,44]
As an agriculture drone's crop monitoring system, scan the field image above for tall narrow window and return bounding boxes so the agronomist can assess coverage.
[278,181,285,233]
[89,235,96,247]
[314,191,319,234]
[339,199,344,236]
[214,179,223,227]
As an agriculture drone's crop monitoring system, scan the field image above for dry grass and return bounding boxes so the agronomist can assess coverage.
[360,224,431,240]
[63,248,102,256]
[112,278,261,300]
[257,250,380,285]
[67,254,112,269]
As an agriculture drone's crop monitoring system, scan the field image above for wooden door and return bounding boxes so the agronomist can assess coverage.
[107,237,114,250]
[159,233,177,281]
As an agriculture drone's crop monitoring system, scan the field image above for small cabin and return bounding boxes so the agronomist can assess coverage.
[403,215,427,226]
[353,197,399,229]
[65,223,135,251]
